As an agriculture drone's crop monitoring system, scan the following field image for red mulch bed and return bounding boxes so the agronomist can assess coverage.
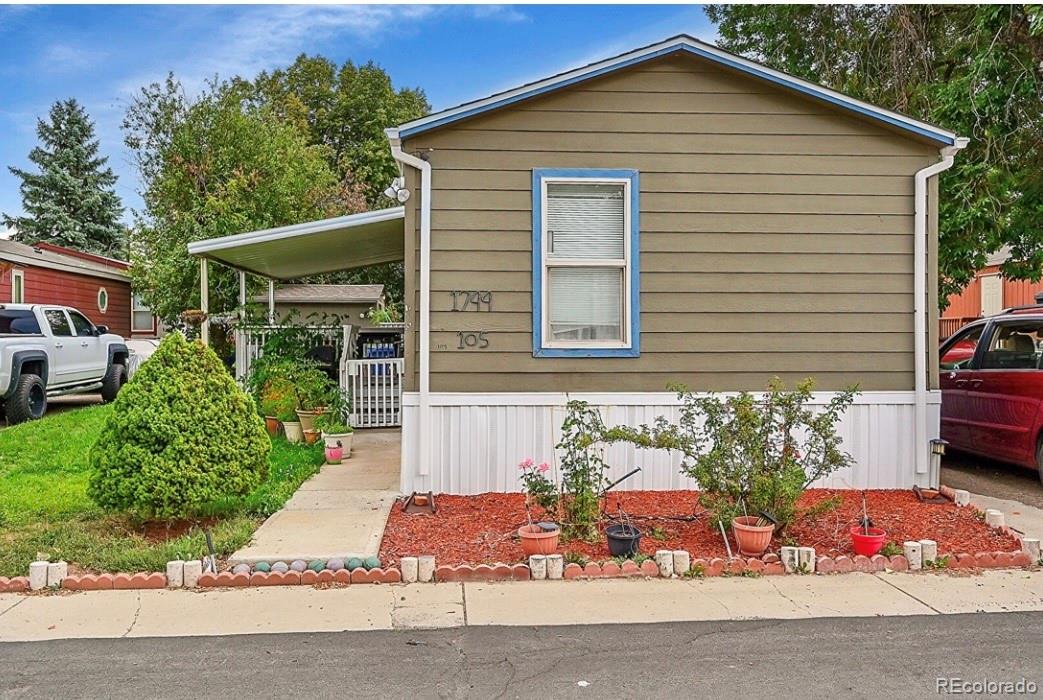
[378,489,1020,567]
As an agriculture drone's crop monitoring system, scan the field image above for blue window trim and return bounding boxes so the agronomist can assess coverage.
[532,168,640,358]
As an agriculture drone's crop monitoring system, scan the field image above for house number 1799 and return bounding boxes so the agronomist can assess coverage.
[456,331,490,349]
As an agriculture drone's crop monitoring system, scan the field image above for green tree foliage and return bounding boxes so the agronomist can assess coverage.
[88,332,270,519]
[705,4,1043,302]
[3,99,125,256]
[123,79,345,324]
[248,55,429,207]
[245,56,429,306]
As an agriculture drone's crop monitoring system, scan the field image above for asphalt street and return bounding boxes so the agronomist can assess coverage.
[2,612,1041,699]
[942,451,1043,510]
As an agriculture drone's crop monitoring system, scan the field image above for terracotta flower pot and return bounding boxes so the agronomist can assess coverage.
[732,515,774,556]
[263,416,280,436]
[850,525,887,557]
[518,524,560,556]
[303,429,320,445]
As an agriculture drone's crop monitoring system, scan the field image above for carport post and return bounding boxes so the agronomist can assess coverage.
[200,258,209,346]
[267,279,275,324]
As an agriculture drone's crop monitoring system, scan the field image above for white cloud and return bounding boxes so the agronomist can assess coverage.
[471,5,529,23]
[39,43,108,73]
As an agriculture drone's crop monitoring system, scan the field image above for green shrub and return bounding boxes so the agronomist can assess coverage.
[88,332,271,519]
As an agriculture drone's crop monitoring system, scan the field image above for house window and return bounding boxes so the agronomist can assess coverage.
[532,169,639,357]
[97,287,108,313]
[11,269,24,303]
[132,294,153,333]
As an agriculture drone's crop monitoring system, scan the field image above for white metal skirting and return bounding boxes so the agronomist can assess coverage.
[400,392,942,495]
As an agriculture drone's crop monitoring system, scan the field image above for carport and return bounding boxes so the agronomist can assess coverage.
[187,207,406,428]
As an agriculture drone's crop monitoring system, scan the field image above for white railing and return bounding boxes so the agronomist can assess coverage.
[234,324,351,381]
[343,358,404,428]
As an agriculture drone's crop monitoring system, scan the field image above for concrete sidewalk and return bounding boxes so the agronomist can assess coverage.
[230,430,400,563]
[3,570,1043,643]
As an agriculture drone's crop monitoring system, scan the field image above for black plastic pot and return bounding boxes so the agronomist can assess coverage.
[605,523,642,557]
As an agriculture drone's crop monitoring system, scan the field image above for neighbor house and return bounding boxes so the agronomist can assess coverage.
[941,247,1043,338]
[0,239,159,338]
[251,283,385,328]
[190,35,966,494]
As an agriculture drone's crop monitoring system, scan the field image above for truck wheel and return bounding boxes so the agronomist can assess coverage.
[101,363,126,402]
[7,374,46,424]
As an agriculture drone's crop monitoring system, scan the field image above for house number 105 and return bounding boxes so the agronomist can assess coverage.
[457,331,490,349]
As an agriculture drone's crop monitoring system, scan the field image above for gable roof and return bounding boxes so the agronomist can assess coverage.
[396,34,956,146]
[0,239,130,282]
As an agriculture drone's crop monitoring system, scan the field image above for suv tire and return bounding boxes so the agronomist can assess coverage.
[100,363,126,403]
[7,373,46,424]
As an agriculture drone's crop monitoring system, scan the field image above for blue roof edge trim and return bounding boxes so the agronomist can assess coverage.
[399,41,954,146]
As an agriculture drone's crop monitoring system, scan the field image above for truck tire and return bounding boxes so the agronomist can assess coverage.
[100,363,126,403]
[7,374,46,424]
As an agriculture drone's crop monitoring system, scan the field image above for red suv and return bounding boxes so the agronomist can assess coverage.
[940,306,1043,483]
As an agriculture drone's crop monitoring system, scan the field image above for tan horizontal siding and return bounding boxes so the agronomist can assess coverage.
[430,151,931,175]
[433,190,914,215]
[432,312,912,334]
[431,352,909,374]
[429,232,913,254]
[434,170,914,196]
[429,372,912,393]
[432,211,914,234]
[403,53,936,394]
[431,331,912,354]
[413,130,927,157]
[430,251,910,274]
[460,110,890,136]
[429,271,912,294]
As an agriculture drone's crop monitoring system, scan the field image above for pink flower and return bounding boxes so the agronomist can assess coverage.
[518,457,534,470]
[537,462,550,473]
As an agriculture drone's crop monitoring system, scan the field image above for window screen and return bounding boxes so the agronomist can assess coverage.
[544,181,627,345]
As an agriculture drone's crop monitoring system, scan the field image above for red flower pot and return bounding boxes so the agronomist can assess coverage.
[518,524,560,556]
[850,525,887,557]
[732,516,774,556]
[264,416,280,436]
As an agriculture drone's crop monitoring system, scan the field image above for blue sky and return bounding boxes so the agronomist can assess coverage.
[0,4,715,231]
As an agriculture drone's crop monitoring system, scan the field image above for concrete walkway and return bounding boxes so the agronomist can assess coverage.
[968,491,1043,544]
[3,569,1043,642]
[230,430,400,564]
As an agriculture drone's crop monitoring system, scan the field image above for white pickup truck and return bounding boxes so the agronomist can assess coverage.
[0,304,129,424]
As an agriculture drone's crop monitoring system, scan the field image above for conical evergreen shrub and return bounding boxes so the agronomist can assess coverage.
[89,332,270,518]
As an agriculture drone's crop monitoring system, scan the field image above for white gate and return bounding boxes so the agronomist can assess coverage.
[234,324,351,381]
[343,358,404,428]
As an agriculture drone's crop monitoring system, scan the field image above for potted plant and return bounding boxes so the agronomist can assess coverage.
[316,413,353,463]
[294,368,334,431]
[605,509,642,557]
[517,458,560,555]
[280,407,303,444]
[259,378,295,437]
[850,492,887,556]
[303,428,320,445]
[732,513,775,556]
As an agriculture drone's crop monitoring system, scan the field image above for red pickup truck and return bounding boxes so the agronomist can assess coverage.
[940,306,1043,484]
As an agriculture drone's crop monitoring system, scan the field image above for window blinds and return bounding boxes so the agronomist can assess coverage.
[546,183,625,259]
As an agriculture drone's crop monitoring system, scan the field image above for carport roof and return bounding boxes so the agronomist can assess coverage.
[187,207,405,280]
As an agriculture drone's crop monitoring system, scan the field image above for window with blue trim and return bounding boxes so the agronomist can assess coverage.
[532,169,640,357]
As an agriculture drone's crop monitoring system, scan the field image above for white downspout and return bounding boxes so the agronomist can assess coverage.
[914,136,968,482]
[386,127,432,482]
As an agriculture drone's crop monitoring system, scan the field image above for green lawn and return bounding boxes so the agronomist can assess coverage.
[0,405,324,577]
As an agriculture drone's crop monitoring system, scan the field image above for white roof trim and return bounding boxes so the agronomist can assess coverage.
[0,249,129,282]
[397,34,956,145]
[188,207,404,256]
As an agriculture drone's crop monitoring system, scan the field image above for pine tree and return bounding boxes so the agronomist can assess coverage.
[3,99,125,256]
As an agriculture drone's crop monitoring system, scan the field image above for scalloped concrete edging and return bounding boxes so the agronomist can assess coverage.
[10,487,1041,594]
